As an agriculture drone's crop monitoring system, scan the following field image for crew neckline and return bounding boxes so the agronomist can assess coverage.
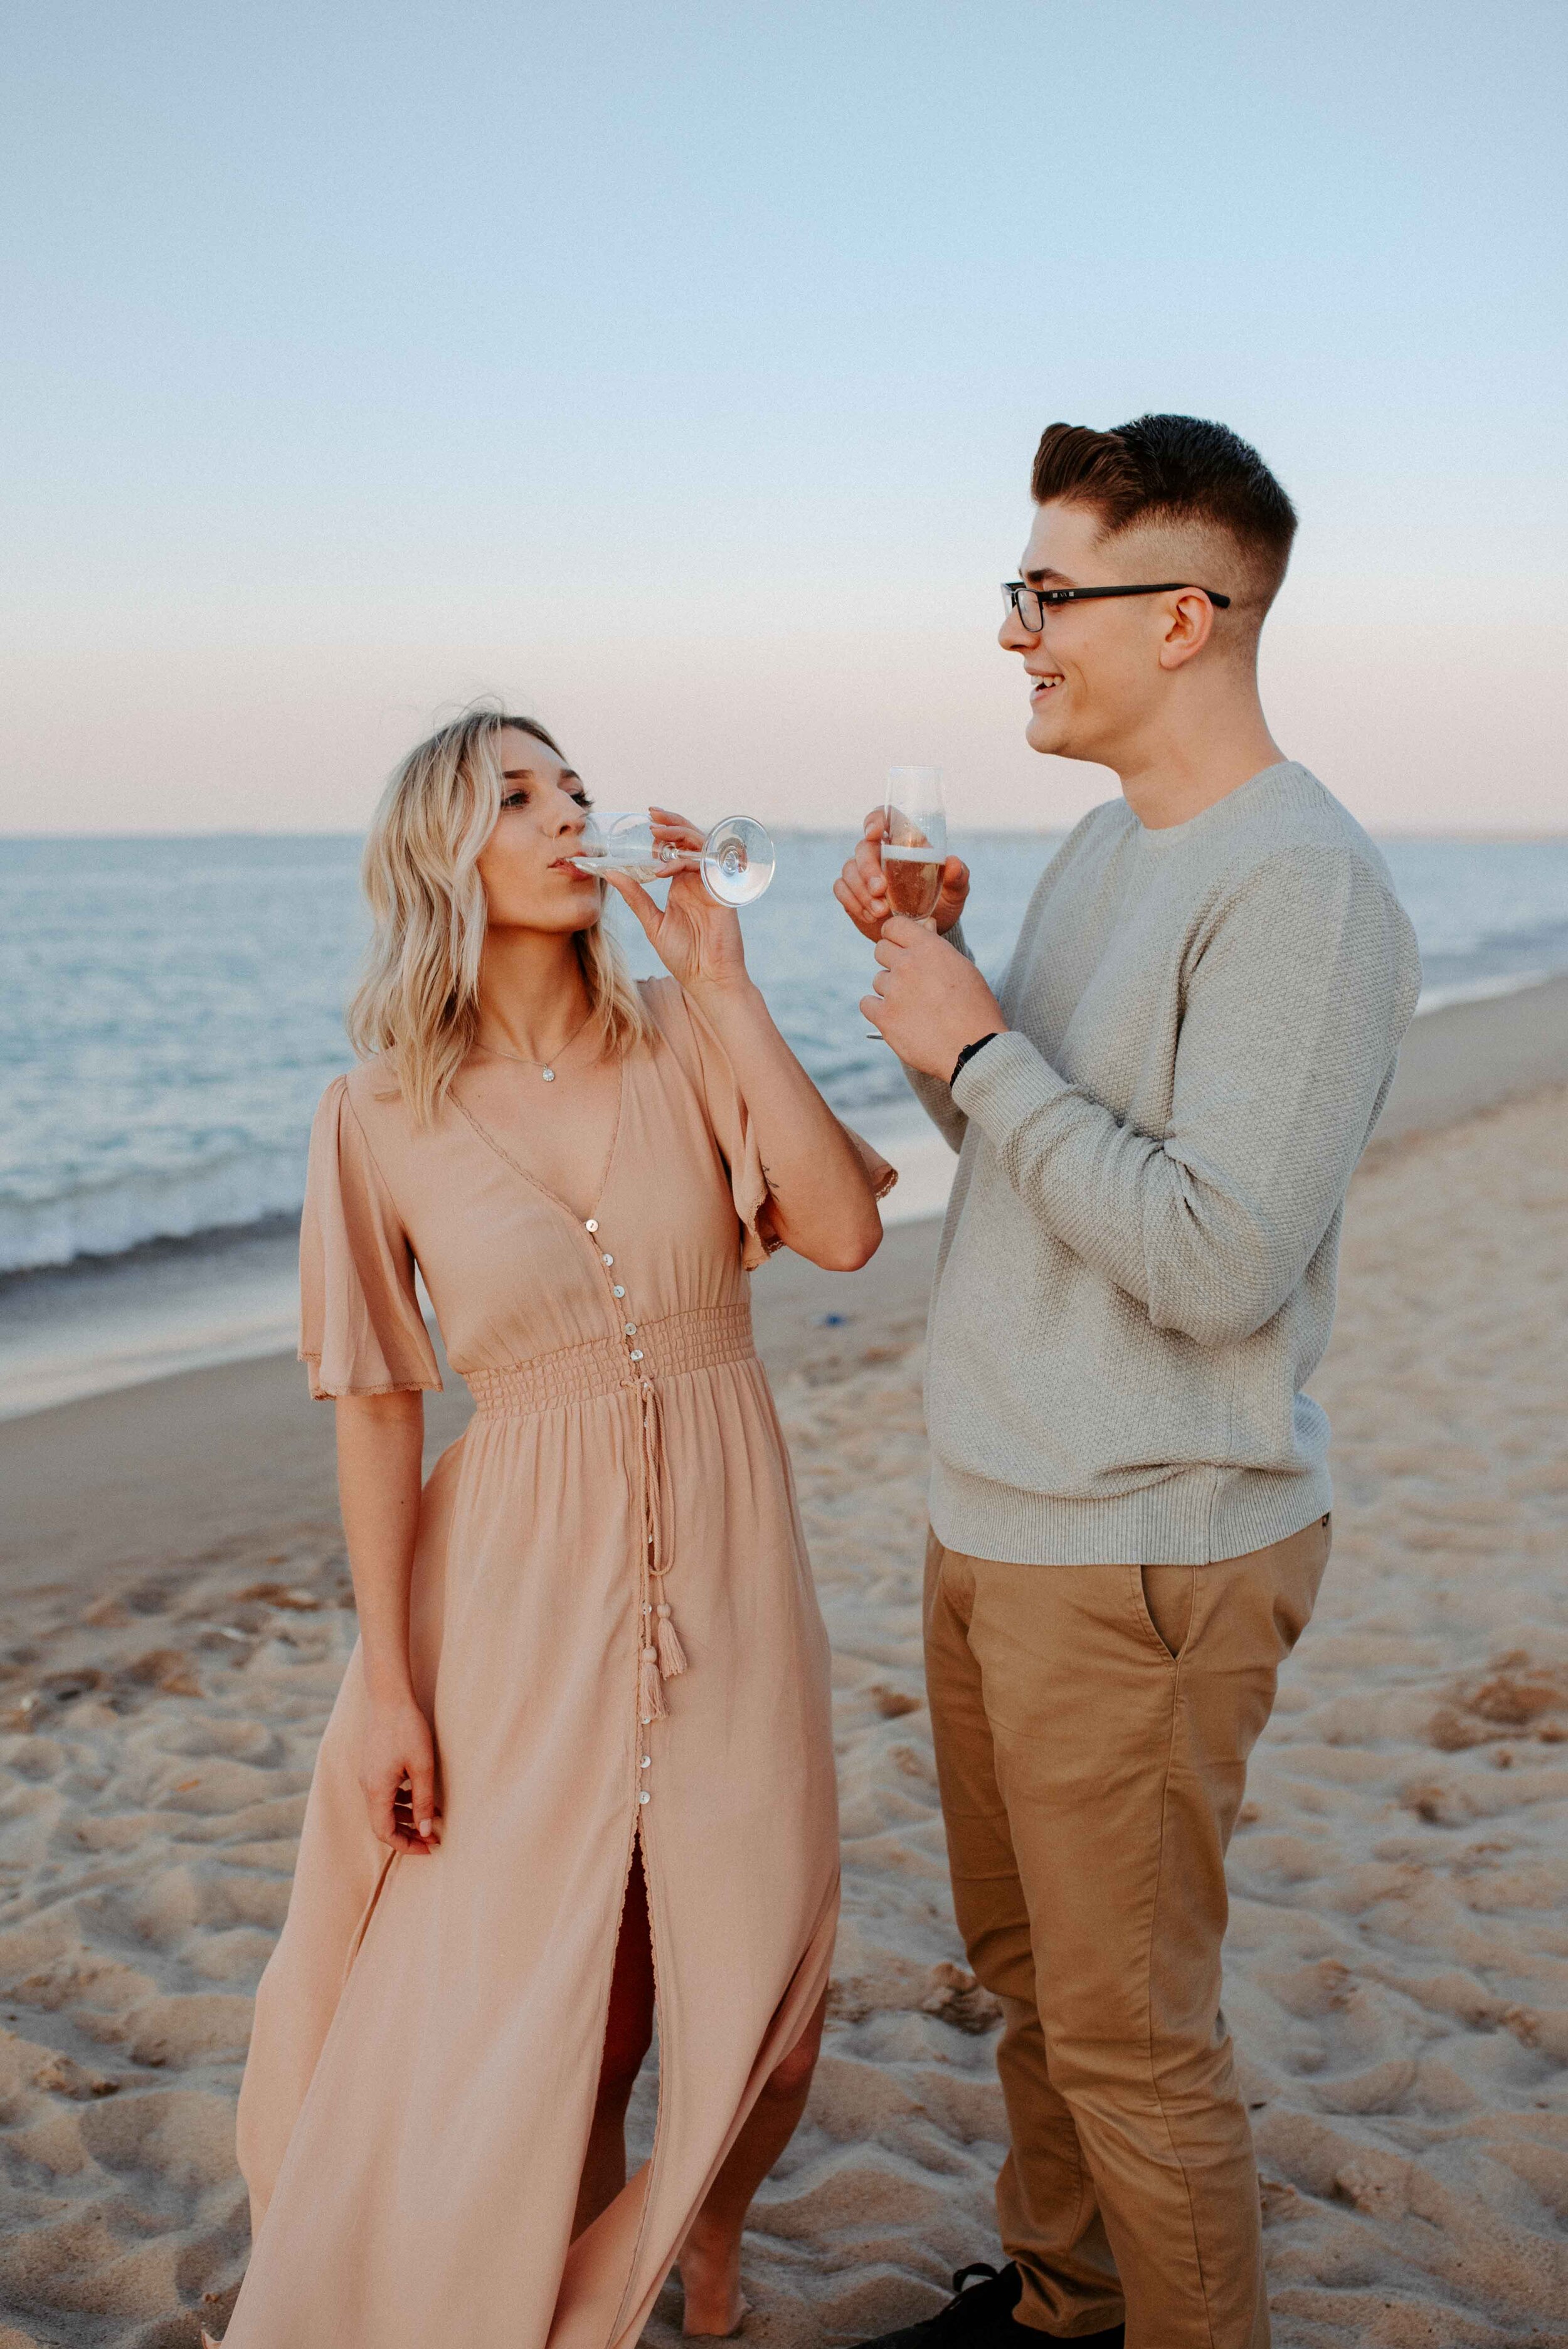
[1128,760,1306,851]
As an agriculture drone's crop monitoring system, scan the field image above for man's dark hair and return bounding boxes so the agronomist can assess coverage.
[1030,414,1297,614]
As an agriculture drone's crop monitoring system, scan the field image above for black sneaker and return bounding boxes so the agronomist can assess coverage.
[851,2261,1125,2349]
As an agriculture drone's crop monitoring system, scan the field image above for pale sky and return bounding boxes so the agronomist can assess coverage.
[2,2,1564,838]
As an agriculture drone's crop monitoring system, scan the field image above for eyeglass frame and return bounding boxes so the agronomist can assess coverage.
[1002,580,1231,629]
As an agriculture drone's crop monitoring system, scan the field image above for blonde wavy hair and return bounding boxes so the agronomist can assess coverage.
[346,704,653,1123]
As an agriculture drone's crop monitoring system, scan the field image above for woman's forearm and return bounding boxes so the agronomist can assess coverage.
[335,1391,426,1701]
[687,977,882,1270]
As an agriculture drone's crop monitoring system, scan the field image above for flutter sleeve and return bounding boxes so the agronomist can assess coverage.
[297,1076,442,1401]
[652,980,897,1271]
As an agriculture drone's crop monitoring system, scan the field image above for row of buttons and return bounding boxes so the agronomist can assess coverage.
[586,1214,657,1803]
[586,1217,643,1356]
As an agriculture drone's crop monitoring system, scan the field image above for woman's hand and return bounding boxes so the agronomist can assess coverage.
[600,808,750,999]
[359,1690,442,1854]
[833,807,972,943]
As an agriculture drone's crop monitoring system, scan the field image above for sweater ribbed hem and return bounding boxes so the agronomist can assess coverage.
[928,1456,1333,1567]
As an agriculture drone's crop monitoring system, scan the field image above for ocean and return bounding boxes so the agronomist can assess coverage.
[4,829,1568,1279]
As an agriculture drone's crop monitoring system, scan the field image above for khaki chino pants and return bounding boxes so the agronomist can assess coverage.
[924,1517,1330,2349]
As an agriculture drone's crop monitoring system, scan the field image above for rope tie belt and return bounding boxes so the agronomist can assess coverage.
[462,1299,758,1727]
[638,1372,679,1723]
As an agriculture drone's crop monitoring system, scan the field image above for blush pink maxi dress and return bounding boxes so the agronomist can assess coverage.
[224,980,887,2349]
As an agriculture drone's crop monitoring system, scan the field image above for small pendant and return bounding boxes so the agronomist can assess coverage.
[541,1067,556,1083]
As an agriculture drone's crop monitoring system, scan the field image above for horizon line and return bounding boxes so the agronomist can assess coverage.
[5,825,1568,847]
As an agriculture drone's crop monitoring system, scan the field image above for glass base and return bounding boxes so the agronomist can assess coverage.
[701,817,774,906]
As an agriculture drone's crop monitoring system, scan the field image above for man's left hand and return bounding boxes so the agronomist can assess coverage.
[861,916,1008,1079]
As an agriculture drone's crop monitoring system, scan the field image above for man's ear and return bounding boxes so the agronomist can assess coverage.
[1157,589,1217,672]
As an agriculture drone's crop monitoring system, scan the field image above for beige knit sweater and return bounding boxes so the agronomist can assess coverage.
[906,762,1421,1565]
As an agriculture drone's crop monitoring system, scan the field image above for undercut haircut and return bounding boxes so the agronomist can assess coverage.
[1030,414,1297,616]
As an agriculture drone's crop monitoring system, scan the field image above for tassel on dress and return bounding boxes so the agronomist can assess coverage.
[640,1641,668,1723]
[653,1597,687,1679]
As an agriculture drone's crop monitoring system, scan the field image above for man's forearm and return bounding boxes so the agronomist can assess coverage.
[950,1036,1283,1342]
[948,858,1415,1347]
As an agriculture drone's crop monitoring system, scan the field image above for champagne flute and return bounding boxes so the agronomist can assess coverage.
[572,811,775,906]
[879,768,948,921]
[864,766,948,1037]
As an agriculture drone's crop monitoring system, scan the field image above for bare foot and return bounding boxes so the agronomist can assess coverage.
[678,2226,749,2336]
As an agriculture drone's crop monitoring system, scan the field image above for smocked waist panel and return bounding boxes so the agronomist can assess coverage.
[464,1300,756,1418]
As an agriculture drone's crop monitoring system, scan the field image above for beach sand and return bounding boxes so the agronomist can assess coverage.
[1,1069,1565,2341]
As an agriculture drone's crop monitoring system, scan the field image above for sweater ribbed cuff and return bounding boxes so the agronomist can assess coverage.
[950,1027,1071,1134]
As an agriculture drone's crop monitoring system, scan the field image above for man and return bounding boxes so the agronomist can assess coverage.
[835,416,1420,2349]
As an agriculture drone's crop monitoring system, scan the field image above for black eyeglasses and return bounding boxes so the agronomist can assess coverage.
[1002,580,1231,630]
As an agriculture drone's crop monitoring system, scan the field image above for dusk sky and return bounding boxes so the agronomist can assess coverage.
[3,2,1564,837]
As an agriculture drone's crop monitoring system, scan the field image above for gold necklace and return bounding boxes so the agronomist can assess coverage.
[475,1004,595,1084]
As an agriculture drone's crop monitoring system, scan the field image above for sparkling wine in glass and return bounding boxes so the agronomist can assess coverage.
[572,811,775,906]
[863,766,948,1041]
[881,768,947,922]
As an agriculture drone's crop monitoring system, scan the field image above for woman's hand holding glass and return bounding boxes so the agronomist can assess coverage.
[600,808,753,999]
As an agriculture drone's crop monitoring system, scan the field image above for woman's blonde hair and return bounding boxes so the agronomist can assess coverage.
[346,704,653,1122]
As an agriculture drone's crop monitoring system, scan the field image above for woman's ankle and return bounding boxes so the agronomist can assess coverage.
[678,2223,747,2335]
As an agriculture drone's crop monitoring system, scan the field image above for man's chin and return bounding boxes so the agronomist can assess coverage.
[1024,707,1072,756]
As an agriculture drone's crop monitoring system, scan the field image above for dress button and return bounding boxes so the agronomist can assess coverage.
[601,1253,614,1266]
[625,1322,637,1336]
[585,1218,598,1233]
[640,1755,651,1769]
[638,1790,651,1804]
[612,1285,625,1299]
[629,1349,644,1362]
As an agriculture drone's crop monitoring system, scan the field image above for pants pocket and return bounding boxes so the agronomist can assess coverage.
[1134,1563,1195,1662]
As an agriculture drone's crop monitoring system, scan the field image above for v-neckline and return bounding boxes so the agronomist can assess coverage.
[452,1054,628,1231]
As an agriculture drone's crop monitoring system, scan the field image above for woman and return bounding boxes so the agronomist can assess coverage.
[216,709,890,2349]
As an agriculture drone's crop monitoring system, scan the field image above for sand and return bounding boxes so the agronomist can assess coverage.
[2,1082,1567,2345]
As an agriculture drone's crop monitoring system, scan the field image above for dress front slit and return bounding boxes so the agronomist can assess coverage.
[221,978,867,2349]
[608,1824,667,2344]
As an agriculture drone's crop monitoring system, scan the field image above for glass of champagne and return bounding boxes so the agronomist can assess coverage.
[571,811,775,906]
[865,766,948,1037]
[880,768,947,921]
